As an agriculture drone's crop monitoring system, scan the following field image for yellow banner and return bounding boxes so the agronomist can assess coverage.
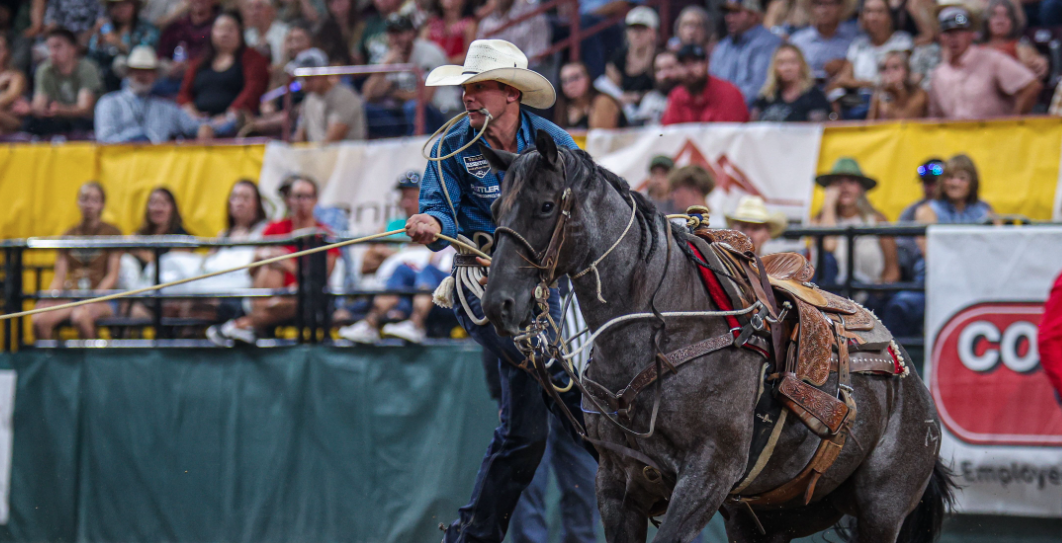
[815,118,1061,221]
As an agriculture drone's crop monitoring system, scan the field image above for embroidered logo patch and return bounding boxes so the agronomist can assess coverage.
[463,154,491,179]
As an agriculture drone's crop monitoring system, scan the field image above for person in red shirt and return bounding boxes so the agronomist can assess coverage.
[1039,270,1062,401]
[207,175,339,345]
[661,43,750,125]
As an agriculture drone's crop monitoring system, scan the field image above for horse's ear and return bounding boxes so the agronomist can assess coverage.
[478,142,517,174]
[535,129,559,170]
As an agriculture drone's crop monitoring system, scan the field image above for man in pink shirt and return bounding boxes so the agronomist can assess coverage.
[661,43,750,125]
[928,4,1042,119]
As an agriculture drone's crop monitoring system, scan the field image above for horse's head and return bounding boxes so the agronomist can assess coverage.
[480,130,594,335]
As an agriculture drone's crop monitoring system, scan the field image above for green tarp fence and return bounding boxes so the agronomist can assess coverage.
[0,345,497,543]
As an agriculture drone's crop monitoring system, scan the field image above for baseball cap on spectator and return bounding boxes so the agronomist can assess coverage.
[285,47,329,76]
[649,155,674,172]
[395,170,421,190]
[918,158,945,183]
[625,6,659,29]
[721,0,763,13]
[676,43,707,62]
[937,2,977,32]
[386,14,415,33]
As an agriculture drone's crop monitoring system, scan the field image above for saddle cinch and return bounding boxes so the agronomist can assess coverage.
[686,225,910,508]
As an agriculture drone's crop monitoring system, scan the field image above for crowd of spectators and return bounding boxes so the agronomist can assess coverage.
[0,0,1058,142]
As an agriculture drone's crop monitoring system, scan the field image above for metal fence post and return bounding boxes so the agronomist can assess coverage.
[153,248,162,342]
[844,226,855,300]
[295,237,305,344]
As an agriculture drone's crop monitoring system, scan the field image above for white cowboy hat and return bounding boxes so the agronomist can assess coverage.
[725,196,788,238]
[127,45,159,70]
[425,39,557,110]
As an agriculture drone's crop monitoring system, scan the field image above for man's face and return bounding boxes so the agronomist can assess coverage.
[671,185,706,213]
[288,180,318,219]
[724,8,757,37]
[648,166,670,192]
[245,0,274,25]
[677,13,707,45]
[811,0,842,27]
[398,187,420,217]
[388,28,416,58]
[682,57,708,87]
[921,179,938,200]
[731,221,772,255]
[940,29,975,59]
[463,81,517,129]
[299,75,325,94]
[129,68,158,89]
[46,36,75,66]
[654,53,681,92]
[286,28,312,57]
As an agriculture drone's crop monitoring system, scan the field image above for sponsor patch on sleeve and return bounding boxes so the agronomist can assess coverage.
[463,154,491,179]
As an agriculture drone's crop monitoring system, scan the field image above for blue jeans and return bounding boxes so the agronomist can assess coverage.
[509,415,599,543]
[883,290,925,338]
[444,280,593,543]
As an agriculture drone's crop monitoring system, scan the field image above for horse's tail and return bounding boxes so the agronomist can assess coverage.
[896,458,959,543]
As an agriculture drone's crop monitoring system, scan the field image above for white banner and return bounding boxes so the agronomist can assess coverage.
[584,123,824,223]
[0,370,14,524]
[925,225,1062,517]
[259,137,433,234]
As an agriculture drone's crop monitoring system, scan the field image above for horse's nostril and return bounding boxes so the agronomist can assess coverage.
[500,298,514,319]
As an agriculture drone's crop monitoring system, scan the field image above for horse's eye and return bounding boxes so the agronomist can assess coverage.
[541,201,555,214]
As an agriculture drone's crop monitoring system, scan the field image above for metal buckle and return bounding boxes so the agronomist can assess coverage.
[642,466,662,483]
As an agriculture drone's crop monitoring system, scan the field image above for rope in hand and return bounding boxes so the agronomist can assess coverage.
[0,229,492,321]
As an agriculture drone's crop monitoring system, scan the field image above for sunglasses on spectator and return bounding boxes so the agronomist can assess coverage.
[918,163,944,178]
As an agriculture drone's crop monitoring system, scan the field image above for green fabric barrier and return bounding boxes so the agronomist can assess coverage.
[0,345,496,543]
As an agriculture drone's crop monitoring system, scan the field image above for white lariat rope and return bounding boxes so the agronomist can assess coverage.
[569,193,638,304]
[421,108,495,311]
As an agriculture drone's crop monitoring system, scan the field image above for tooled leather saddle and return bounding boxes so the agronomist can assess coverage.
[685,223,910,508]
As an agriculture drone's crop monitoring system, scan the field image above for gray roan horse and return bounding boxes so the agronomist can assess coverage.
[478,131,956,543]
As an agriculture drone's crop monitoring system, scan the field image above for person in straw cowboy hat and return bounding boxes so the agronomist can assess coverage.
[403,39,596,543]
[94,45,206,142]
[725,195,788,256]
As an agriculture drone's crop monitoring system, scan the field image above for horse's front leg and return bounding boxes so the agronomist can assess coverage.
[597,457,649,543]
[651,446,746,543]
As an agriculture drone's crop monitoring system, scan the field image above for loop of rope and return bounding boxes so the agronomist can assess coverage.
[0,229,492,321]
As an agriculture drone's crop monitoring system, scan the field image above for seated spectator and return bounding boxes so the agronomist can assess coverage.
[811,157,900,295]
[122,187,193,318]
[95,46,206,142]
[0,34,27,134]
[554,61,624,130]
[984,0,1048,80]
[829,0,913,119]
[789,0,859,80]
[178,10,270,138]
[928,3,1041,118]
[751,43,830,121]
[155,0,220,97]
[26,28,102,136]
[360,0,404,64]
[641,155,677,214]
[242,31,314,137]
[43,0,105,46]
[291,48,366,142]
[629,50,682,126]
[668,5,713,52]
[476,0,550,71]
[338,172,456,344]
[421,0,476,64]
[661,44,749,125]
[711,0,783,107]
[315,0,362,65]
[668,164,715,213]
[764,0,812,38]
[914,153,994,224]
[208,176,339,344]
[363,14,452,138]
[604,7,660,114]
[243,0,290,67]
[899,157,943,222]
[88,0,161,92]
[867,50,927,119]
[129,186,191,267]
[725,195,787,256]
[32,182,122,340]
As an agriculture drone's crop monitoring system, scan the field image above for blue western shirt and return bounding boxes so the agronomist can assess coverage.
[709,25,782,106]
[419,110,578,251]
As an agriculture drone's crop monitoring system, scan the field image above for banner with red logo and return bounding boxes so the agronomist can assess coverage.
[925,225,1062,517]
[584,123,824,223]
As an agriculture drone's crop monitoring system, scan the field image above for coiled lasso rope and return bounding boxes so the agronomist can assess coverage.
[0,229,492,321]
[419,108,496,316]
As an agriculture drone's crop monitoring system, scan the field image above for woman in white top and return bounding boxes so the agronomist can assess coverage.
[811,157,900,291]
[829,0,912,116]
